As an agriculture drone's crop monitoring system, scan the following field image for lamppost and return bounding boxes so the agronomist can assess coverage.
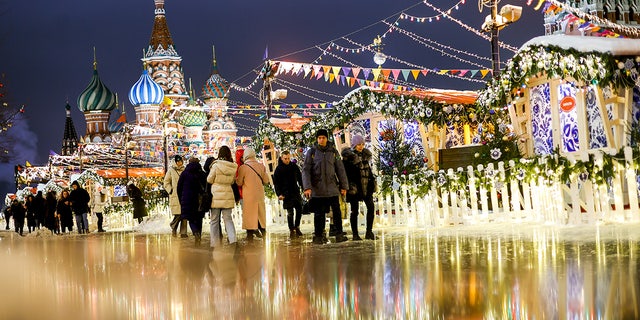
[480,1,522,76]
[122,124,134,183]
[78,136,85,172]
[260,61,286,119]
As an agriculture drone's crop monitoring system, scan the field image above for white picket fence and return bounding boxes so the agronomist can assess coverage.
[99,148,640,232]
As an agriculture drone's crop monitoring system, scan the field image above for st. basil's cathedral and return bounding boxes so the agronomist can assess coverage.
[53,0,240,177]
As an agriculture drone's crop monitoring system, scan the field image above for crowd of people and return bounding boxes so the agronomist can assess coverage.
[1,128,378,246]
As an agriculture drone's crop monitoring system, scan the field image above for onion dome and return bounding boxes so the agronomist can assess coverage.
[77,68,117,112]
[202,67,229,99]
[128,69,165,105]
[178,109,207,127]
[202,46,229,99]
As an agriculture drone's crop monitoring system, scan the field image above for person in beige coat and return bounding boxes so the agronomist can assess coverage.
[206,146,238,248]
[164,155,187,237]
[236,147,270,240]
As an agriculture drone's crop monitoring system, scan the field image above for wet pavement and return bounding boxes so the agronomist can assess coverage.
[1,223,639,319]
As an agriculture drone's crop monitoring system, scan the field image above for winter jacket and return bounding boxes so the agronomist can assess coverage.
[69,186,91,215]
[302,141,349,198]
[207,159,238,209]
[341,147,377,202]
[236,156,270,230]
[91,190,108,213]
[273,158,303,209]
[57,195,74,229]
[164,161,185,216]
[127,184,147,219]
[44,192,58,230]
[177,161,207,220]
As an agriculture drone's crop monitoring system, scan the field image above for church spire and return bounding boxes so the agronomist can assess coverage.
[61,102,79,156]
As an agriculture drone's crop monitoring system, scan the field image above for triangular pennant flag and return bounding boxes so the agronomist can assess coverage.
[328,73,335,83]
[339,75,345,86]
[371,68,381,80]
[352,68,361,79]
[322,66,331,76]
[331,66,342,76]
[421,69,429,76]
[362,68,371,80]
[459,70,469,77]
[382,69,391,79]
[450,70,459,75]
[303,64,312,78]
[320,103,326,109]
[391,69,401,80]
[342,67,352,77]
[401,69,410,81]
[480,70,491,78]
[438,69,448,75]
[316,70,324,80]
[411,70,420,80]
[470,70,479,77]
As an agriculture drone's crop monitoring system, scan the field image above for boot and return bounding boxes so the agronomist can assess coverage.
[352,233,363,241]
[290,230,298,239]
[365,230,376,240]
[312,233,326,245]
[351,216,361,241]
[247,230,255,242]
[194,233,201,246]
[294,227,303,237]
[258,227,266,238]
[335,233,349,243]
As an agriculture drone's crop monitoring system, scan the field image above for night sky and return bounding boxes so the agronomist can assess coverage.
[0,0,544,195]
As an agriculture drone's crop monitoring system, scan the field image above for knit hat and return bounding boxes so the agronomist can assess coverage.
[174,155,183,162]
[71,181,80,188]
[316,129,329,138]
[351,134,365,148]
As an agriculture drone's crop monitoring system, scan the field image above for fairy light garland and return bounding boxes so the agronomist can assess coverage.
[383,20,492,66]
[343,37,488,84]
[398,0,467,22]
[422,1,518,53]
[315,45,360,67]
[274,77,343,99]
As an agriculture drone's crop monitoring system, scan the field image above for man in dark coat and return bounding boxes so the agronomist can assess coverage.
[302,128,349,244]
[273,150,304,239]
[69,180,91,234]
[33,191,45,229]
[10,199,25,236]
[177,157,207,246]
[341,134,377,240]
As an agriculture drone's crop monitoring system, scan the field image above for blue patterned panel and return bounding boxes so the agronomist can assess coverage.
[531,83,553,155]
[404,120,425,157]
[445,124,464,148]
[558,83,579,152]
[586,86,608,149]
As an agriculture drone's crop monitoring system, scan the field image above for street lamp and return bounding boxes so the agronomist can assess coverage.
[78,136,85,172]
[372,35,386,83]
[260,60,286,119]
[480,1,522,76]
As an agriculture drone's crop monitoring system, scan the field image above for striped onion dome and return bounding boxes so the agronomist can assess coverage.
[202,66,229,99]
[77,69,117,112]
[128,69,164,105]
[177,109,207,127]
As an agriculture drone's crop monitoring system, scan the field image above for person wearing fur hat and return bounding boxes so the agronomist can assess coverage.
[164,154,188,237]
[302,128,349,244]
[341,134,377,240]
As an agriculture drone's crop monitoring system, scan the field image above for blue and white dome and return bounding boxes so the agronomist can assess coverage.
[128,69,165,105]
[77,69,117,112]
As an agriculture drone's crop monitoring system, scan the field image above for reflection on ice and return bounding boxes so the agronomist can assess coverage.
[0,223,639,319]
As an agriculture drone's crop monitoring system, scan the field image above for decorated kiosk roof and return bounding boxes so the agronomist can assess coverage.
[521,34,640,56]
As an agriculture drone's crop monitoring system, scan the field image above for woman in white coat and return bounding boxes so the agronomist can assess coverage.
[206,146,238,249]
[164,155,187,237]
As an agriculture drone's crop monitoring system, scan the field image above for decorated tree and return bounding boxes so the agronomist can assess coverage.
[375,120,425,193]
[0,76,24,163]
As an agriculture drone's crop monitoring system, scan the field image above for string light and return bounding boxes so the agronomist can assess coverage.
[421,1,518,53]
[383,21,491,69]
[545,0,640,38]
[398,0,467,22]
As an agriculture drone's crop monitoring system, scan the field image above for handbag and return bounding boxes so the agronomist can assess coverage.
[231,182,241,203]
[347,183,358,195]
[198,191,213,212]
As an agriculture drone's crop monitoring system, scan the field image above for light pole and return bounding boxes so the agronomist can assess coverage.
[123,124,133,183]
[260,61,286,119]
[480,1,522,77]
[78,136,85,172]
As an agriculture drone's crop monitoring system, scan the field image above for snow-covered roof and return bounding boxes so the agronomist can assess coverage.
[521,34,640,56]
